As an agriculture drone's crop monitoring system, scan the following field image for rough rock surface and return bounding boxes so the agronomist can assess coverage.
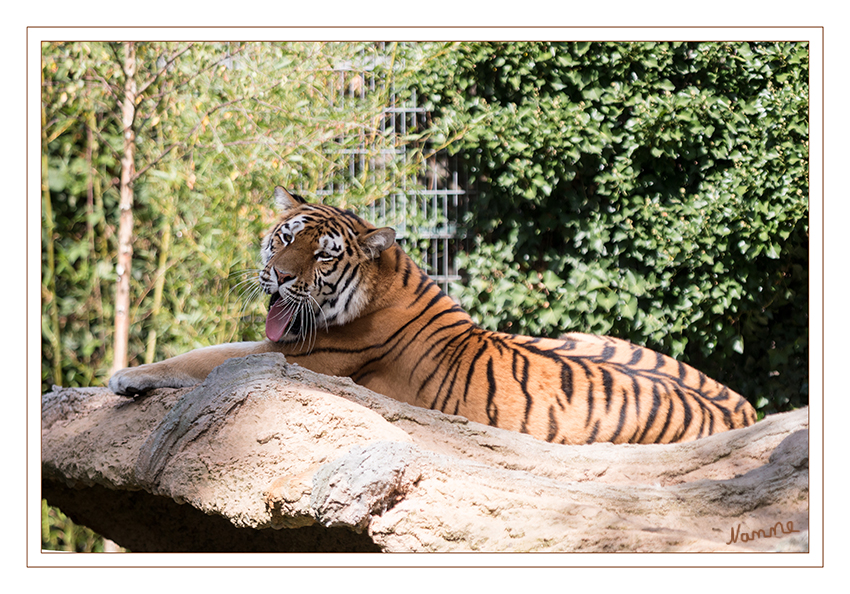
[42,353,809,553]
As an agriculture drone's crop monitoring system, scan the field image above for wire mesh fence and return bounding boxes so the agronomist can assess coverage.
[297,47,473,297]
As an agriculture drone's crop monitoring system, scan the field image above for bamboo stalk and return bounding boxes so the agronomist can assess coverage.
[41,104,62,386]
[145,209,172,364]
[87,111,108,359]
[83,110,111,382]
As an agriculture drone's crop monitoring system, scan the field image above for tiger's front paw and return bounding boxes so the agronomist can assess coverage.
[108,365,169,396]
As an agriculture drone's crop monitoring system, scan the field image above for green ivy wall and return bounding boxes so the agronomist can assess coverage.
[417,42,808,415]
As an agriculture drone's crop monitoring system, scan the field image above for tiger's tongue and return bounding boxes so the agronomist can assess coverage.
[266,297,293,342]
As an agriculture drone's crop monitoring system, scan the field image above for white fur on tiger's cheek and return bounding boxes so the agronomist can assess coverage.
[320,271,369,326]
[260,235,273,265]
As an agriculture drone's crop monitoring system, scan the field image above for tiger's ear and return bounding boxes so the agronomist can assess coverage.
[359,227,396,259]
[273,186,307,211]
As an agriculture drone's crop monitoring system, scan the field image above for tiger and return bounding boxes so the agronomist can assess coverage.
[109,185,757,444]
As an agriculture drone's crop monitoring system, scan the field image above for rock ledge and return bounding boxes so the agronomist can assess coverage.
[41,353,809,552]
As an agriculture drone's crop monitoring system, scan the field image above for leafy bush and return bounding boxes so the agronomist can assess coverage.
[418,42,808,414]
[41,499,123,552]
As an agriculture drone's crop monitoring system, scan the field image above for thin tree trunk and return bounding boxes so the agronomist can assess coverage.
[112,42,137,375]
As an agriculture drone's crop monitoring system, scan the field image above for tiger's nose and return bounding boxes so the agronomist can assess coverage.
[274,268,296,284]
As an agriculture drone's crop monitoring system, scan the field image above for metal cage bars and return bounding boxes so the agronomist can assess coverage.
[301,50,472,296]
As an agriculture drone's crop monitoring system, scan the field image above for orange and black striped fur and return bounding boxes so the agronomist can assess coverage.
[109,186,757,444]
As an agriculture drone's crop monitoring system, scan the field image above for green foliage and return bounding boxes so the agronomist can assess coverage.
[42,500,123,552]
[421,42,808,415]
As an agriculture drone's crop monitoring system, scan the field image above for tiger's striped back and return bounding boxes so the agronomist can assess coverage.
[264,187,757,444]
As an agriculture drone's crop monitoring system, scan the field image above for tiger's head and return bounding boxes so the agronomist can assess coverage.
[259,186,396,346]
